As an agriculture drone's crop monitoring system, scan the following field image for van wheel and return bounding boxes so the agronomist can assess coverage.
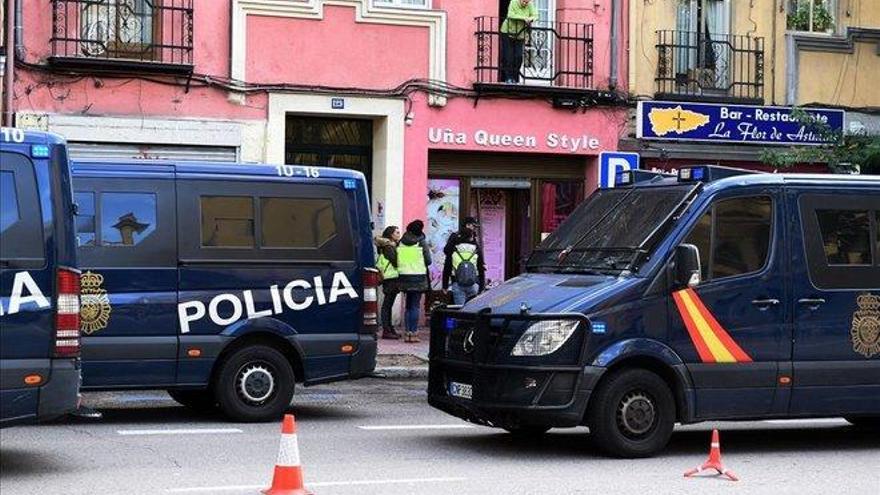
[845,416,878,428]
[167,390,217,413]
[587,369,675,458]
[503,426,551,439]
[214,345,295,422]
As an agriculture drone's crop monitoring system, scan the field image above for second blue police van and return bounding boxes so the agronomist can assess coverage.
[429,166,879,457]
[71,160,378,422]
[1,128,81,427]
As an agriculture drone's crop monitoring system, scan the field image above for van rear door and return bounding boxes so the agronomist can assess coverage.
[1,147,54,421]
[788,188,880,415]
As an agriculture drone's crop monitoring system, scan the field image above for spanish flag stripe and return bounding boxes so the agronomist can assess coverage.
[672,290,715,363]
[685,288,753,363]
[677,290,738,363]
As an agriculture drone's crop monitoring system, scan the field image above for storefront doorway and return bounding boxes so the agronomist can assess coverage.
[426,151,587,290]
[284,116,373,190]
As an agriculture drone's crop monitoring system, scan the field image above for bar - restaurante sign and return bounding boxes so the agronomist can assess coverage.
[637,101,844,146]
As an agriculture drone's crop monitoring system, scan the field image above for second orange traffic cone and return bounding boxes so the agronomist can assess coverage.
[683,429,739,481]
[263,414,313,495]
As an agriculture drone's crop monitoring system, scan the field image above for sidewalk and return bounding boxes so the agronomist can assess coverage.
[374,328,429,380]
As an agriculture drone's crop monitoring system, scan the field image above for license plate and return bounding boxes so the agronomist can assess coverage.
[448,381,473,400]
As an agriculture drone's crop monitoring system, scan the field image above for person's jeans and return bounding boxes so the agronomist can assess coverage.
[381,286,399,330]
[500,35,524,82]
[404,291,422,333]
[450,283,479,306]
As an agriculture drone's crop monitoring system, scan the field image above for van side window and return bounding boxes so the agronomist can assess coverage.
[816,210,872,265]
[200,196,255,248]
[798,194,880,290]
[0,152,45,266]
[75,192,96,247]
[74,178,176,268]
[261,197,336,248]
[683,196,772,283]
[101,193,158,247]
[0,171,20,233]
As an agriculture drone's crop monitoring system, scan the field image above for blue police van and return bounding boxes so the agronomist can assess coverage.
[428,165,880,457]
[70,159,378,422]
[1,128,81,427]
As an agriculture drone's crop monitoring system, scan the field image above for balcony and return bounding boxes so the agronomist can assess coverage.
[49,0,193,75]
[474,16,597,99]
[655,30,764,104]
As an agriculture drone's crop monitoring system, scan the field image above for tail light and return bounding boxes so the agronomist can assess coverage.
[362,268,380,333]
[54,267,81,358]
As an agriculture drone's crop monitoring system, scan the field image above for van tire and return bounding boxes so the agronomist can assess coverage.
[214,345,295,422]
[168,390,217,413]
[586,368,675,458]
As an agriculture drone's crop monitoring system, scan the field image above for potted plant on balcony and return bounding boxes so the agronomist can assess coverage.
[787,0,835,34]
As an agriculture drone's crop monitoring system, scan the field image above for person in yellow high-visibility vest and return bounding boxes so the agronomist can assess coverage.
[442,217,486,306]
[396,220,432,343]
[375,226,402,340]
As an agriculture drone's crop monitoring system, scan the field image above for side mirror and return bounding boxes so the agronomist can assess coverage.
[674,244,702,288]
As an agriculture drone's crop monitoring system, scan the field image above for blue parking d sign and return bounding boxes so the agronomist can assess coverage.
[599,152,640,188]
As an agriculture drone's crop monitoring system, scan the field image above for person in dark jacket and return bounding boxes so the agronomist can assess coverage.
[442,216,486,305]
[396,220,432,343]
[375,225,402,340]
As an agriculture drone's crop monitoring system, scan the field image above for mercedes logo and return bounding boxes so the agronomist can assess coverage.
[462,329,476,354]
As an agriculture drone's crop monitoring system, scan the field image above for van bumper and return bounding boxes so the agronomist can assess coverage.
[37,359,81,422]
[427,361,604,429]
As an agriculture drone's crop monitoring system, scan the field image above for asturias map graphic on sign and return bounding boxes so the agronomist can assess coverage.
[637,101,845,146]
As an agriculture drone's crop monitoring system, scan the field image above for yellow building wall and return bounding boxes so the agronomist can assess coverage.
[629,0,879,107]
[797,41,880,107]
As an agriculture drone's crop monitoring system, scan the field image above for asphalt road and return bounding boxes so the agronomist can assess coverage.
[1,378,878,495]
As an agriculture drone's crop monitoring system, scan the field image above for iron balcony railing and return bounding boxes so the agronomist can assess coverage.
[655,30,764,102]
[475,16,594,89]
[51,0,193,70]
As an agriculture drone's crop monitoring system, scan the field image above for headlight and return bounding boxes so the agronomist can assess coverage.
[511,320,580,356]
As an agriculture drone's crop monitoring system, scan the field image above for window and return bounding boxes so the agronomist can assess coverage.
[816,210,872,265]
[101,193,157,247]
[0,152,45,265]
[684,196,773,282]
[787,0,836,33]
[200,196,255,248]
[0,171,19,234]
[373,0,429,8]
[261,198,337,249]
[80,0,159,59]
[75,192,96,247]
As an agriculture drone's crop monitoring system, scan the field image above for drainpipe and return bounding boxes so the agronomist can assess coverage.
[14,0,21,58]
[3,0,15,127]
[609,0,620,89]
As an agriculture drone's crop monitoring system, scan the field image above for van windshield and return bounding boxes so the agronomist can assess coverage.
[527,184,697,274]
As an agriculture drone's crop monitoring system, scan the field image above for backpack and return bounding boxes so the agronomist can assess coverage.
[454,247,479,287]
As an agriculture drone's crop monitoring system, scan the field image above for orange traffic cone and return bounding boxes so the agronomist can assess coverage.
[683,429,739,481]
[263,414,313,495]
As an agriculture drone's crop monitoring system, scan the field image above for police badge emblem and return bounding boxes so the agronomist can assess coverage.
[851,294,880,358]
[80,271,112,335]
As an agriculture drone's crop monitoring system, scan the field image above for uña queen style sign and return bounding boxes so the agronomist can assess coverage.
[637,101,845,146]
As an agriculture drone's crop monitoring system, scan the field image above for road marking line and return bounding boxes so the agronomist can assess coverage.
[357,424,476,431]
[167,477,467,493]
[117,428,244,436]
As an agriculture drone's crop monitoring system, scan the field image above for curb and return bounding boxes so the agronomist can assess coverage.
[373,366,429,380]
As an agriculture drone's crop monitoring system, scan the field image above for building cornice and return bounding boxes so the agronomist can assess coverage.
[231,0,447,105]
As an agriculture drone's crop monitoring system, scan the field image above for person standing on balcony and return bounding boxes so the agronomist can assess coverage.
[500,0,539,84]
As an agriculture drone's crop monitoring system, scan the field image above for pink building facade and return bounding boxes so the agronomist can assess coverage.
[5,0,629,286]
